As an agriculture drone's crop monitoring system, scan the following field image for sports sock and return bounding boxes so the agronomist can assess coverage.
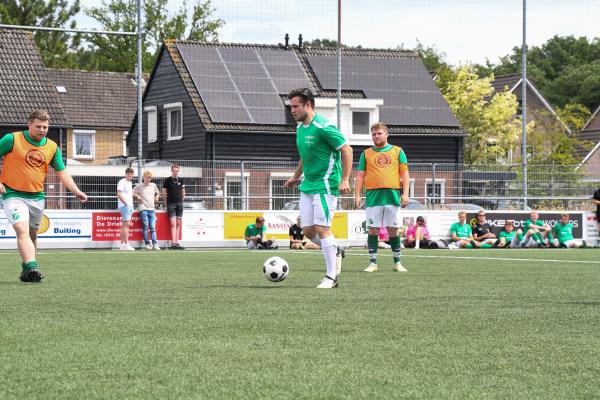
[547,231,554,242]
[320,235,337,279]
[24,261,38,270]
[466,243,474,249]
[390,235,401,263]
[367,234,378,263]
[517,232,524,241]
[481,243,493,249]
[533,233,542,243]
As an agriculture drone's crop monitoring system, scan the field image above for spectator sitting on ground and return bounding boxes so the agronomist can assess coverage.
[404,216,431,249]
[552,213,586,248]
[377,226,391,249]
[472,210,497,248]
[289,216,320,250]
[245,217,277,250]
[523,210,557,248]
[449,211,480,249]
[494,220,524,248]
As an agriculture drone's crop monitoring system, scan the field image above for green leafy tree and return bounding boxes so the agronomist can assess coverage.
[303,38,362,49]
[0,0,81,68]
[414,40,448,73]
[437,64,521,164]
[82,0,224,72]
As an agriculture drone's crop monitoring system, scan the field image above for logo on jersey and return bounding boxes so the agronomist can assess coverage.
[305,135,315,147]
[26,149,46,167]
[375,154,392,168]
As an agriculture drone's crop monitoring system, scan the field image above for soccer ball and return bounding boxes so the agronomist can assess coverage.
[263,256,289,282]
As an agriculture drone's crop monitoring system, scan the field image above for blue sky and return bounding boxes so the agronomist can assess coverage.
[76,0,599,65]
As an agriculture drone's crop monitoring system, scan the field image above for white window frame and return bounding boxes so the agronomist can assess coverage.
[269,172,297,210]
[425,178,446,205]
[351,110,372,136]
[224,172,250,210]
[408,178,415,198]
[145,106,157,143]
[122,131,128,156]
[72,129,95,160]
[164,102,183,141]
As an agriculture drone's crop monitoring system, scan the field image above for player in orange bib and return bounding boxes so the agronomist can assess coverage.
[0,110,87,282]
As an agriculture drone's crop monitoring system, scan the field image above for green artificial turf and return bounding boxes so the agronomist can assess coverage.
[1,248,599,399]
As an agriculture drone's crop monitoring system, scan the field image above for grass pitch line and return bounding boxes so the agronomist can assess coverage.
[354,252,600,265]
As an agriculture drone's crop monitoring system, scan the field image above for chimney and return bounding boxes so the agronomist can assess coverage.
[284,33,289,49]
[298,34,303,49]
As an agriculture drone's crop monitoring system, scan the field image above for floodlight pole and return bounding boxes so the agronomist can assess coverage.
[336,0,342,130]
[136,0,144,183]
[521,0,528,209]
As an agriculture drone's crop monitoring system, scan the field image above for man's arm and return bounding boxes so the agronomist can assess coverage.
[355,171,365,209]
[162,188,168,207]
[400,169,409,208]
[56,169,87,202]
[284,160,303,188]
[339,144,353,194]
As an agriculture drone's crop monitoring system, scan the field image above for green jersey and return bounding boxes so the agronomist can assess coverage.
[524,219,544,231]
[498,230,516,241]
[296,114,347,195]
[357,144,408,207]
[245,224,266,239]
[450,222,472,240]
[0,131,65,200]
[553,223,574,244]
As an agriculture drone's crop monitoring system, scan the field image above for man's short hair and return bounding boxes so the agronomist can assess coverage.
[458,211,466,217]
[370,122,388,133]
[256,217,265,223]
[416,216,425,224]
[143,170,152,178]
[288,88,315,107]
[29,110,49,122]
[125,167,134,174]
[561,213,569,218]
[171,163,180,171]
[505,220,514,227]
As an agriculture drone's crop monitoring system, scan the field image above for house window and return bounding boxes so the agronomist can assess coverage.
[425,179,445,205]
[352,111,370,135]
[73,130,95,160]
[165,102,183,140]
[145,106,157,143]
[224,172,249,210]
[270,173,299,210]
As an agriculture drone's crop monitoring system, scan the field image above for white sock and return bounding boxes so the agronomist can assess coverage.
[415,239,420,249]
[320,235,337,279]
[309,235,322,247]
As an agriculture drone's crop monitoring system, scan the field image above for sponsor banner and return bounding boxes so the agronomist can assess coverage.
[223,212,264,240]
[91,211,171,241]
[0,211,91,240]
[347,210,457,240]
[583,212,598,243]
[465,211,584,238]
[181,212,224,241]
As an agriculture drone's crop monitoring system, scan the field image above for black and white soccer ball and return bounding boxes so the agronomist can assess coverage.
[263,256,289,282]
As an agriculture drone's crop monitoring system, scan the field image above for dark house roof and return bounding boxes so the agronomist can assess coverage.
[153,41,463,136]
[47,69,141,129]
[578,104,600,165]
[491,73,521,93]
[0,30,67,127]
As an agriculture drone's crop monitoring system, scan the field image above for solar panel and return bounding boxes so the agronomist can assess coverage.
[306,54,459,127]
[177,44,313,125]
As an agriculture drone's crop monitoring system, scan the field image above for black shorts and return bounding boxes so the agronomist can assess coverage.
[167,202,184,218]
[596,212,600,224]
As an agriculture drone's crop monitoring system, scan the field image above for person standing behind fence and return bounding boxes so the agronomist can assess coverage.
[133,170,161,251]
[284,88,352,289]
[355,122,409,272]
[0,110,87,282]
[117,167,135,251]
[162,164,186,250]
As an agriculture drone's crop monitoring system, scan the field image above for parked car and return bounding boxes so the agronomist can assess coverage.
[183,199,208,210]
[442,203,483,211]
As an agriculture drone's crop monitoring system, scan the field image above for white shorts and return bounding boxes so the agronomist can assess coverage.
[563,239,582,248]
[365,205,400,229]
[523,237,539,248]
[299,192,337,227]
[2,197,45,229]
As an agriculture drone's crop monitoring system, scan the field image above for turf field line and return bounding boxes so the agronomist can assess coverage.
[354,252,600,265]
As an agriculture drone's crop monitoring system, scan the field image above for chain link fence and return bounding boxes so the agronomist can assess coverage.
[31,160,600,211]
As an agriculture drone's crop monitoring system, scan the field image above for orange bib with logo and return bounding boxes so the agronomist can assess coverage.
[364,146,405,190]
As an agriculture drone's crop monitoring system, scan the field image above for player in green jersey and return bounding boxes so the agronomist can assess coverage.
[522,210,557,248]
[284,88,353,289]
[449,211,480,249]
[552,213,585,248]
[495,220,524,248]
[354,122,409,273]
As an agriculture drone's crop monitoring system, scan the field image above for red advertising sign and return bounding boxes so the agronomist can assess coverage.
[92,211,173,241]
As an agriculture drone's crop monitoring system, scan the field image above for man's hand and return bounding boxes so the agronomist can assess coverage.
[355,197,362,209]
[284,177,300,188]
[76,191,87,203]
[401,195,409,208]
[0,183,5,195]
[339,179,350,194]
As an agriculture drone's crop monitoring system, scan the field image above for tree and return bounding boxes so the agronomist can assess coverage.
[81,0,224,72]
[414,40,448,73]
[436,64,521,164]
[303,38,361,49]
[0,0,81,68]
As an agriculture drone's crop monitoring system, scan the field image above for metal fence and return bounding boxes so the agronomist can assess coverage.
[28,160,600,212]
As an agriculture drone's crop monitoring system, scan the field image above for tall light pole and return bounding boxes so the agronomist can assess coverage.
[521,0,528,208]
[336,0,342,130]
[136,0,144,182]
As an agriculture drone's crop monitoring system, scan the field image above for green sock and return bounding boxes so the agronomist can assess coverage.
[389,235,401,263]
[367,234,379,263]
[518,232,524,241]
[481,243,493,249]
[533,233,542,243]
[466,243,473,249]
[24,261,38,270]
[547,231,554,242]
